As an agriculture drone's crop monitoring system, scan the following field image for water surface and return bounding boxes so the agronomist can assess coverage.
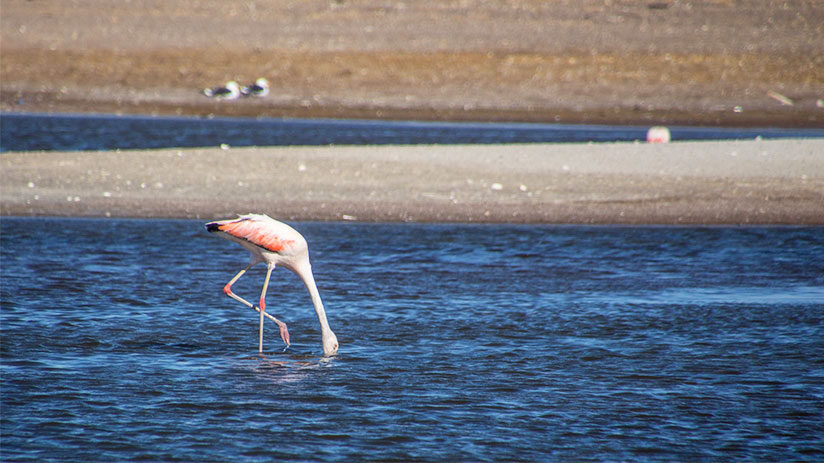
[2,112,823,152]
[2,218,823,461]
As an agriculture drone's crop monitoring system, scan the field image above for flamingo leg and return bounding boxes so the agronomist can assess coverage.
[257,265,273,352]
[223,263,254,305]
[223,264,290,350]
[257,263,287,353]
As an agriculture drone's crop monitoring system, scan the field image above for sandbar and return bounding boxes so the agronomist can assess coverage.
[3,139,822,224]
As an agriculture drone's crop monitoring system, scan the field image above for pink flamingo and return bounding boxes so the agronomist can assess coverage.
[205,214,339,356]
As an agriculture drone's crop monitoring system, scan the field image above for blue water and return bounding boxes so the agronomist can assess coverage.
[2,112,823,152]
[2,217,823,461]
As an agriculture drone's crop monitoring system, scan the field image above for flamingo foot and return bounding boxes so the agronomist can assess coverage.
[275,320,290,349]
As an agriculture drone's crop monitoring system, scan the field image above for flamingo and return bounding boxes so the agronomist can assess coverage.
[205,214,339,356]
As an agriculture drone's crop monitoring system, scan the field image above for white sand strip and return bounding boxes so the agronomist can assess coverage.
[2,139,823,224]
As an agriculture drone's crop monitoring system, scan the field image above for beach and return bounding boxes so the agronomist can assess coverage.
[2,1,823,224]
[3,139,823,224]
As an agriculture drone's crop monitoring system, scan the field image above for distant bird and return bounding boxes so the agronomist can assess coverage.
[202,81,241,100]
[205,214,339,356]
[241,77,270,97]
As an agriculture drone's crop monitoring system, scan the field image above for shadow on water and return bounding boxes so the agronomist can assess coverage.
[228,353,336,386]
[2,218,823,461]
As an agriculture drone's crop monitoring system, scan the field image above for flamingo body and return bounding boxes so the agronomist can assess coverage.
[206,214,338,356]
[206,214,303,265]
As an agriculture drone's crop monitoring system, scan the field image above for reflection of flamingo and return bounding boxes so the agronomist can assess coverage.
[205,214,338,356]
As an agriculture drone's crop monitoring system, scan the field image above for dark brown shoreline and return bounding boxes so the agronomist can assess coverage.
[4,92,822,129]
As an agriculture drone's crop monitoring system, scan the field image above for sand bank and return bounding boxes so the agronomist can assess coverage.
[3,139,822,224]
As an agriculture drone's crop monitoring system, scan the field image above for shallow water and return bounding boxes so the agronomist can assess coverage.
[2,112,823,152]
[2,218,823,461]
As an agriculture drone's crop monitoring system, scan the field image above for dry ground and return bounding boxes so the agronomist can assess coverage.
[2,0,823,125]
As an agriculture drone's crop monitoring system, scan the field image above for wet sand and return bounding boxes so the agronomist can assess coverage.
[3,139,823,224]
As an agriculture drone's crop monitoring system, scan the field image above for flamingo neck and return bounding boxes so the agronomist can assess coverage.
[296,260,332,336]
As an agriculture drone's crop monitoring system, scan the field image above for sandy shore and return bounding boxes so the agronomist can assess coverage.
[3,2,822,224]
[3,139,822,224]
[2,0,823,126]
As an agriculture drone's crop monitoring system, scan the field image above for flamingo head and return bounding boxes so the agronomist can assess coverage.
[322,330,339,356]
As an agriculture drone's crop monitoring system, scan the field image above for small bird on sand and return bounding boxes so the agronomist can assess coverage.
[202,81,241,100]
[241,78,270,97]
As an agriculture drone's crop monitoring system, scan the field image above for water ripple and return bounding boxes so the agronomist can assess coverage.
[2,218,823,461]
